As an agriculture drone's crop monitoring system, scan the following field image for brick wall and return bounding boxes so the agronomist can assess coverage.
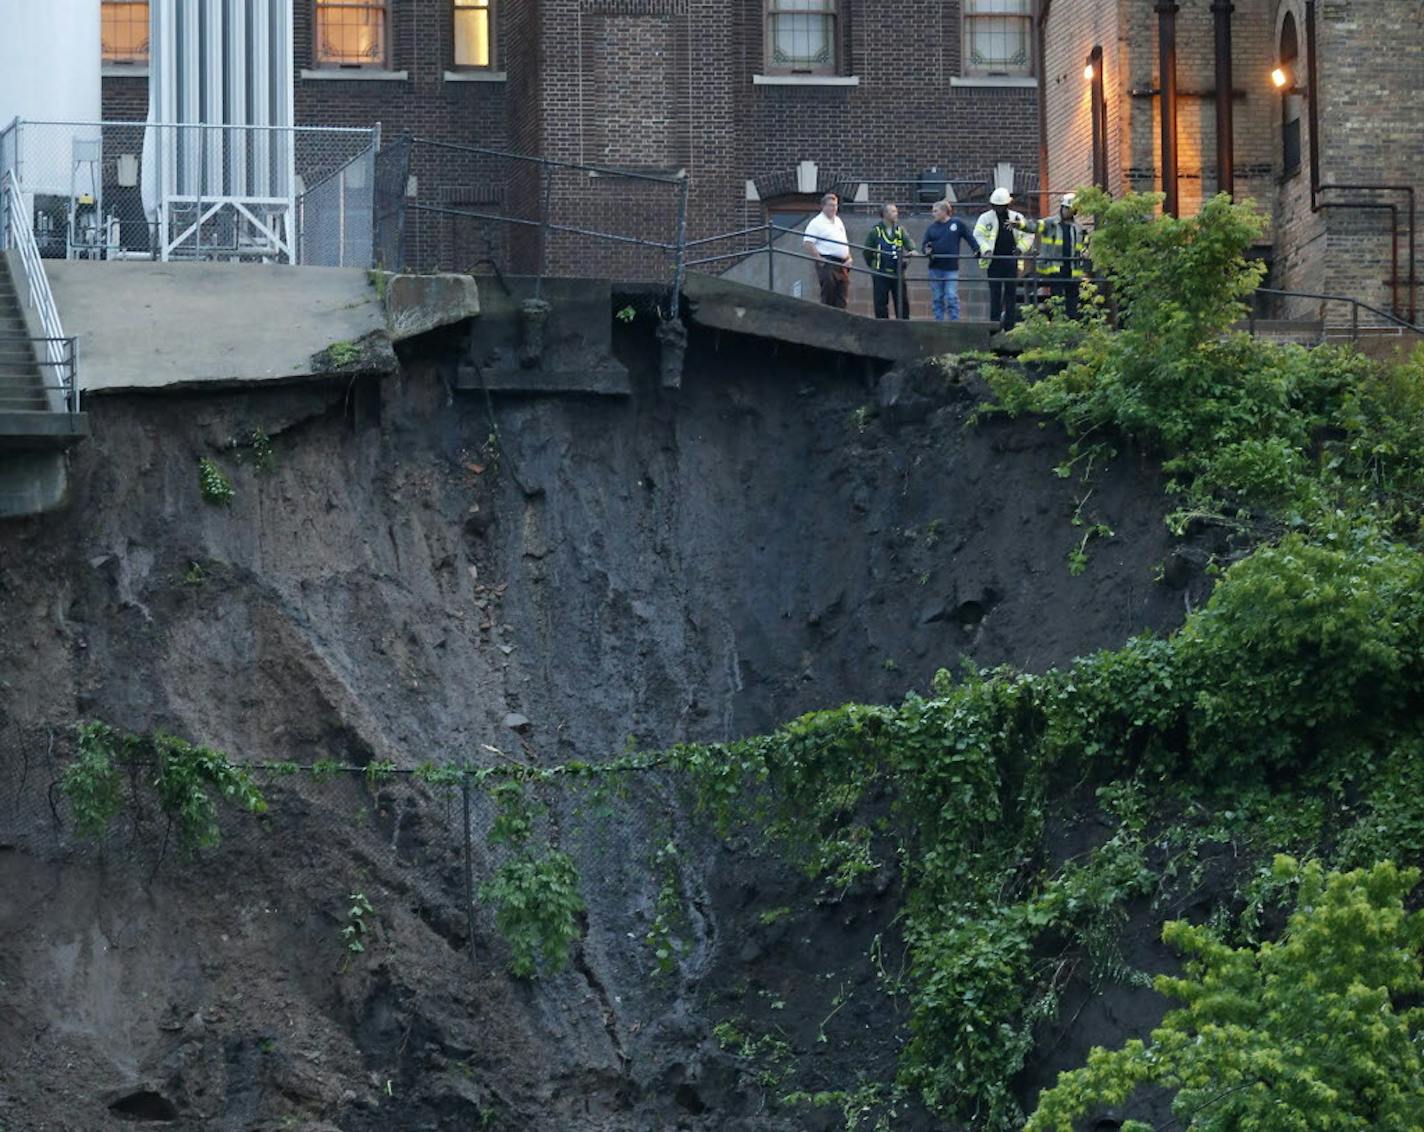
[1042,0,1421,326]
[504,0,1041,278]
[1044,0,1276,222]
[100,73,149,122]
[97,0,1044,282]
[1310,0,1422,323]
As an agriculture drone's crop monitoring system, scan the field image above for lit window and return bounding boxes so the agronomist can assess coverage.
[102,0,150,65]
[964,0,1033,77]
[454,0,493,68]
[766,0,838,76]
[316,1,388,68]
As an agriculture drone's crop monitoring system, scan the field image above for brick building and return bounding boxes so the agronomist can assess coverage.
[99,0,1045,276]
[1040,0,1422,326]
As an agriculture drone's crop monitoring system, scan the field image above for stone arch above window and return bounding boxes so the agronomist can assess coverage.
[1278,9,1303,175]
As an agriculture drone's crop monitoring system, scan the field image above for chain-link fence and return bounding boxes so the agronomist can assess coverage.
[0,120,377,266]
[383,136,690,296]
[0,720,672,973]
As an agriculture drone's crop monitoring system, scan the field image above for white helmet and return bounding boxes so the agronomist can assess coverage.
[1060,192,1078,208]
[990,187,1013,206]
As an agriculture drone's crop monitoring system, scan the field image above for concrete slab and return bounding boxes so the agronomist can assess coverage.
[48,261,389,393]
[682,272,995,361]
[0,410,90,448]
[382,272,480,341]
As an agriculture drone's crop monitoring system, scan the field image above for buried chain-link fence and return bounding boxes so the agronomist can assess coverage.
[0,718,674,976]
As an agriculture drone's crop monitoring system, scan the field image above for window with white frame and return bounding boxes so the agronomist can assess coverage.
[102,0,150,64]
[963,0,1033,77]
[454,0,494,68]
[765,0,838,75]
[315,0,388,67]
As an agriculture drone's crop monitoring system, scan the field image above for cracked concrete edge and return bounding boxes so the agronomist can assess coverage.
[377,271,482,342]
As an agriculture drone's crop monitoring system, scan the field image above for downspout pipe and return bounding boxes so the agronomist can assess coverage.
[1306,0,1321,210]
[1212,0,1235,198]
[1089,45,1107,189]
[1156,1,1180,216]
[1304,0,1418,322]
[1036,0,1051,219]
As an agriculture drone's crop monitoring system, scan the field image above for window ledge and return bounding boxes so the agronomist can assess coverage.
[752,74,861,87]
[444,70,507,83]
[300,68,409,81]
[102,65,150,77]
[950,75,1037,89]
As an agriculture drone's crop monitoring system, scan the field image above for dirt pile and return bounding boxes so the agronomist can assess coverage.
[0,326,1206,1130]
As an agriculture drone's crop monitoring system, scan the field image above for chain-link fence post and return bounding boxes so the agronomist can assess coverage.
[536,161,553,302]
[463,774,477,965]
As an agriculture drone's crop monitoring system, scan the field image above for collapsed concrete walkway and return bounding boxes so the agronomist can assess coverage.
[682,271,997,362]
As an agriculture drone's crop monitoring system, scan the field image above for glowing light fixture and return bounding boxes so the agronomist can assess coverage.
[1084,61,1095,81]
[1271,66,1290,89]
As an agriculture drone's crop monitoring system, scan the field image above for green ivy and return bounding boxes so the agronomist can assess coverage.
[61,722,266,850]
[478,781,585,978]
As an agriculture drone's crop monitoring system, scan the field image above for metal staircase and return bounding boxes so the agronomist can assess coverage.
[0,259,49,411]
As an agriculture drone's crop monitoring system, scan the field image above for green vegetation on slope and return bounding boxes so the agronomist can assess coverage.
[61,191,1424,1128]
[651,191,1424,1127]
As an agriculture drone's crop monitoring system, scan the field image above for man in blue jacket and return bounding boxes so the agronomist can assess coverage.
[920,200,980,321]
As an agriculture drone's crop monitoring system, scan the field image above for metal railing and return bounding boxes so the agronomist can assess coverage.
[0,334,78,411]
[686,220,1083,318]
[1,169,79,411]
[386,134,689,309]
[1249,287,1424,342]
[0,119,378,266]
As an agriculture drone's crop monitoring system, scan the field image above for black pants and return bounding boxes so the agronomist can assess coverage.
[988,267,1019,330]
[816,260,850,308]
[1049,276,1081,320]
[872,272,910,320]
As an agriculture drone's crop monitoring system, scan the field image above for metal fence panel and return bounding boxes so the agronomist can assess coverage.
[5,120,378,266]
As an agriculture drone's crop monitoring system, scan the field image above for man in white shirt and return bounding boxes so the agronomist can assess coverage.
[803,192,852,309]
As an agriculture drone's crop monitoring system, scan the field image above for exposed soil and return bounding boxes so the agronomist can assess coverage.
[0,321,1211,1130]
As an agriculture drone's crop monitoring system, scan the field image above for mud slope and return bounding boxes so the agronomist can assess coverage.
[0,325,1206,1131]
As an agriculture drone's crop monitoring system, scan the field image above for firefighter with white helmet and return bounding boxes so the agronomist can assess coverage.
[1022,191,1091,320]
[974,187,1035,331]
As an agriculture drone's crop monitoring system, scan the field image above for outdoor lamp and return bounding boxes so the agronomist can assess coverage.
[1271,65,1304,95]
[1083,60,1095,81]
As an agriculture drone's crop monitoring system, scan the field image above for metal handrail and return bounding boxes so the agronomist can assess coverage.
[1251,287,1422,338]
[0,170,79,411]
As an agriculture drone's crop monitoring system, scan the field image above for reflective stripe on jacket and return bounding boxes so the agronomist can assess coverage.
[973,209,1034,271]
[1025,217,1089,278]
[863,222,913,274]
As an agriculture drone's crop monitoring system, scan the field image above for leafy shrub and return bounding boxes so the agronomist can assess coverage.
[1025,859,1424,1131]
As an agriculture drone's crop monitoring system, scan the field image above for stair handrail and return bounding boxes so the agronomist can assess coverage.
[0,169,77,412]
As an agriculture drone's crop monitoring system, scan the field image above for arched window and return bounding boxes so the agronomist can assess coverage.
[1279,12,1302,175]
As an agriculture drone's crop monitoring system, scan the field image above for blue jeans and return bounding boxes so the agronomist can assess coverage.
[928,268,961,321]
